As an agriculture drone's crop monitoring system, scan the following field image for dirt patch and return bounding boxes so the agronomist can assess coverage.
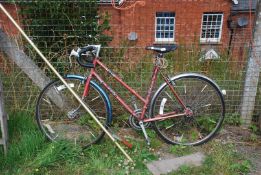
[117,126,261,174]
[218,126,261,175]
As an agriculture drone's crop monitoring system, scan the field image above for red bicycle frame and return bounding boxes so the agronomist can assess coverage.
[83,57,188,123]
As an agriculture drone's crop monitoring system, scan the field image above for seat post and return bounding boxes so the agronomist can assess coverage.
[157,53,164,58]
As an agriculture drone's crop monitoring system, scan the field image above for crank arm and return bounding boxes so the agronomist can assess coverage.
[139,121,150,146]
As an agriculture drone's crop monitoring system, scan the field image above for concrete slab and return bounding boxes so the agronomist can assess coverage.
[146,152,206,175]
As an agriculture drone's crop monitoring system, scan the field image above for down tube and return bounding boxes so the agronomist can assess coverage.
[93,71,138,118]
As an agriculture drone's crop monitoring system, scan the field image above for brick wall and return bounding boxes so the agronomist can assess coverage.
[0,1,254,57]
[0,3,19,36]
[230,12,255,62]
[100,0,232,48]
[0,3,20,75]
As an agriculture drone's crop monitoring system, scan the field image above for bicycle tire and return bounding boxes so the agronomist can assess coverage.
[150,73,225,146]
[36,76,112,148]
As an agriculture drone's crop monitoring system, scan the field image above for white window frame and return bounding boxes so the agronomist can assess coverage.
[200,13,223,43]
[155,12,175,42]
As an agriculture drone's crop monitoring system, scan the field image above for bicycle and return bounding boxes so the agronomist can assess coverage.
[36,44,225,148]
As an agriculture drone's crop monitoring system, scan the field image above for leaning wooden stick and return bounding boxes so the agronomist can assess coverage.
[0,3,133,162]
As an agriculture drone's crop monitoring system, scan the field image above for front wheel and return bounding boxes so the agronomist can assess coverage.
[36,76,111,148]
[150,74,225,146]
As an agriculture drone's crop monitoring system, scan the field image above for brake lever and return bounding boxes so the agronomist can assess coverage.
[69,47,80,68]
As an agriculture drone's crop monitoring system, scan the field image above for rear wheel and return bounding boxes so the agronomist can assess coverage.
[36,77,110,148]
[151,74,225,146]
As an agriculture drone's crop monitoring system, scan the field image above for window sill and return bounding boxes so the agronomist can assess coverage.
[200,42,223,45]
[154,41,177,45]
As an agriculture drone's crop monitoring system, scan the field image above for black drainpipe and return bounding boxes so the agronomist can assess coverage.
[227,12,238,55]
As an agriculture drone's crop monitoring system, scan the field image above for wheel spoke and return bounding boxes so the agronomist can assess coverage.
[152,75,224,146]
[36,77,109,148]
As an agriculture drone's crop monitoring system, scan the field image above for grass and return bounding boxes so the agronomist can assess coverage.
[0,112,253,175]
[0,112,45,174]
[169,145,195,157]
[171,142,252,175]
[224,113,242,126]
[0,112,156,175]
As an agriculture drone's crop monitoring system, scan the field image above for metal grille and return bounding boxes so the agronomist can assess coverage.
[0,0,260,126]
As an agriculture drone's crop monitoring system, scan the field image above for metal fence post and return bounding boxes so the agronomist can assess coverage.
[0,79,8,155]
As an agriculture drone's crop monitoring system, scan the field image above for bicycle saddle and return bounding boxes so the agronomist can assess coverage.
[145,44,177,53]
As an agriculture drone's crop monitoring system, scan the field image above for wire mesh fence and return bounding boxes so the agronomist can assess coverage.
[0,0,260,126]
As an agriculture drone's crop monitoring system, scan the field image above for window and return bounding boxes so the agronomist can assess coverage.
[200,13,223,43]
[155,12,175,42]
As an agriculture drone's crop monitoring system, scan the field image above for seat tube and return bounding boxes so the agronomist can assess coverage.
[140,66,160,119]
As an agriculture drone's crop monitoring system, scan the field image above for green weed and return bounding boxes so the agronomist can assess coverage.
[146,130,163,148]
[0,112,253,175]
[224,113,242,126]
[0,112,45,174]
[0,112,157,175]
[172,142,252,175]
[170,145,194,157]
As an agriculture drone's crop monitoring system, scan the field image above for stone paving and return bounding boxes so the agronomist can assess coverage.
[146,152,205,175]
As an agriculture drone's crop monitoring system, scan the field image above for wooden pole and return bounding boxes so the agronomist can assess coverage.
[0,3,133,162]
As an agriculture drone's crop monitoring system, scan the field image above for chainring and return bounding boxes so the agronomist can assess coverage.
[128,109,151,130]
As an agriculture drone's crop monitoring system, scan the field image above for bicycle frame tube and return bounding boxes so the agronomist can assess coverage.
[161,73,187,109]
[140,65,160,119]
[143,112,187,122]
[83,57,188,122]
[83,58,161,120]
[97,59,146,104]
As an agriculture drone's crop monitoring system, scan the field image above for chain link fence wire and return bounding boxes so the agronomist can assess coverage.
[0,0,260,126]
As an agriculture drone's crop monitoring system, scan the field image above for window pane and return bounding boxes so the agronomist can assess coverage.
[201,13,223,41]
[157,18,160,24]
[209,15,213,21]
[215,30,220,38]
[203,15,207,21]
[165,32,169,38]
[201,31,206,38]
[161,19,165,24]
[161,26,164,30]
[156,32,161,38]
[156,12,175,40]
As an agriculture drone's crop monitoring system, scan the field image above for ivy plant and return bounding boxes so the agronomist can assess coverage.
[16,0,112,69]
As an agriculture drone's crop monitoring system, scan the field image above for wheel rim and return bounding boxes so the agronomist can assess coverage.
[36,78,108,147]
[152,76,225,145]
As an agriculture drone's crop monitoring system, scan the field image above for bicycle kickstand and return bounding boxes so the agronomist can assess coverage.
[139,121,150,146]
